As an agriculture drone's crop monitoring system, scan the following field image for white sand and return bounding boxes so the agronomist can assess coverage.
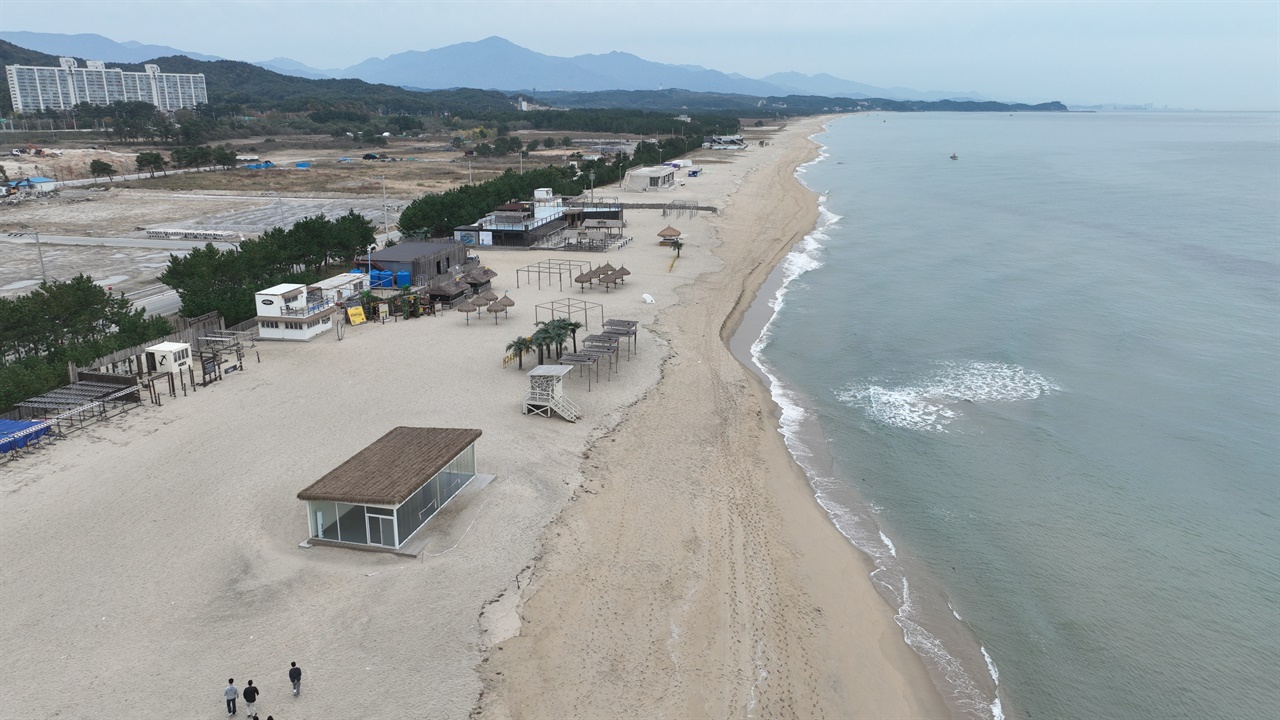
[0,119,948,719]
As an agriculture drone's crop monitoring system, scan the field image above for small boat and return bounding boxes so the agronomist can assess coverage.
[950,153,959,160]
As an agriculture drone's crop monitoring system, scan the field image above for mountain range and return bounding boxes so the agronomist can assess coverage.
[0,31,986,103]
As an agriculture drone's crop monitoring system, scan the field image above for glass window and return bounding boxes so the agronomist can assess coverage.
[395,478,437,545]
[309,500,338,540]
[336,503,367,544]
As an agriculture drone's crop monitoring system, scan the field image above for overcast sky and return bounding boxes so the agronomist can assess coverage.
[5,0,1278,110]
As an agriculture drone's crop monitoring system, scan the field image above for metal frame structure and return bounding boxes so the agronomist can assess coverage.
[515,259,594,291]
[534,298,605,331]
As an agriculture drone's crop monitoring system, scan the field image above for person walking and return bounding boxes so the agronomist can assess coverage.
[224,679,239,716]
[288,661,302,697]
[242,680,259,717]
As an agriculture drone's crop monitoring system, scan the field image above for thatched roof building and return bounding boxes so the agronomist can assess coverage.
[297,427,482,551]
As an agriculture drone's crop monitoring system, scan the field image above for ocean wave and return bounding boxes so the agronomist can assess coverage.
[751,131,999,718]
[837,362,1062,433]
[982,647,1004,720]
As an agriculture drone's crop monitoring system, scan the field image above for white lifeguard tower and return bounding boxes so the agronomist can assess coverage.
[523,365,580,422]
[144,341,191,375]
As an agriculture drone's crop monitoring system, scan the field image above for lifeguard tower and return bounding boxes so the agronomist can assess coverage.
[523,365,580,422]
[144,341,191,376]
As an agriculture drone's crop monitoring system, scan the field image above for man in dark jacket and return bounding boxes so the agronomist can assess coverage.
[242,680,259,716]
[288,662,302,696]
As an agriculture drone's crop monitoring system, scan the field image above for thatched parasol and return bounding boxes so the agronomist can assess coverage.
[598,262,616,274]
[456,299,478,325]
[486,301,505,324]
[480,289,499,303]
[658,226,682,239]
[616,265,631,282]
[499,294,515,316]
[575,272,593,291]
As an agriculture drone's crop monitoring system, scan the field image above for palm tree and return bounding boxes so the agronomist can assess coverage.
[563,320,585,353]
[670,239,685,258]
[530,326,554,365]
[506,336,534,369]
[537,319,572,359]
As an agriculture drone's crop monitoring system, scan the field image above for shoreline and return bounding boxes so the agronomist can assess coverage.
[480,117,949,718]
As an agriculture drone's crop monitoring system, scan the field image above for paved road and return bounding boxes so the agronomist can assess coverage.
[131,288,182,317]
[9,234,241,251]
[55,165,224,189]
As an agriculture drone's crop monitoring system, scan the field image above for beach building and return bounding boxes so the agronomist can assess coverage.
[254,282,338,341]
[454,188,569,247]
[310,272,367,305]
[297,427,482,551]
[362,241,467,285]
[453,189,625,248]
[5,58,207,113]
[621,166,677,191]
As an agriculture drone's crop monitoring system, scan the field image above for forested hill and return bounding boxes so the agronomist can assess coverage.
[530,88,1069,114]
[0,40,516,115]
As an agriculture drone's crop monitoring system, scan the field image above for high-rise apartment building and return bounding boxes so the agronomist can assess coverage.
[5,58,208,113]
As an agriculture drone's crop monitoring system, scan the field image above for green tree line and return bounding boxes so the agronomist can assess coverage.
[398,134,700,238]
[159,212,377,325]
[0,276,174,412]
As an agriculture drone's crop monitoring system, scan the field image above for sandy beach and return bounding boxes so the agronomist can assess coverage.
[0,117,947,719]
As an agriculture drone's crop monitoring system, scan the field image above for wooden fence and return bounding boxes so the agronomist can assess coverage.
[71,312,225,378]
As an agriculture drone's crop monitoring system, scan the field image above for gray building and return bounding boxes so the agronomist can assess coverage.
[364,241,469,284]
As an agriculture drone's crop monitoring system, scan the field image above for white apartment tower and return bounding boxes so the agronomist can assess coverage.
[5,57,208,113]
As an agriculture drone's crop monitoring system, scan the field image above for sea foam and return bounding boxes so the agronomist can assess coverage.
[837,362,1062,432]
[745,135,999,719]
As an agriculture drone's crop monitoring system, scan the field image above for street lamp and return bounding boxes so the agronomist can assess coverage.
[367,243,376,277]
[8,230,47,283]
[589,170,595,205]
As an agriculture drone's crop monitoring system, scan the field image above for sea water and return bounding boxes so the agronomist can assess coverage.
[748,112,1280,719]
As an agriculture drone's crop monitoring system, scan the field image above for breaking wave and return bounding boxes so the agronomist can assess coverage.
[837,362,1062,432]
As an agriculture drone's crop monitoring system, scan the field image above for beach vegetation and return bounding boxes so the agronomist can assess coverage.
[0,275,174,412]
[505,336,535,369]
[159,211,377,325]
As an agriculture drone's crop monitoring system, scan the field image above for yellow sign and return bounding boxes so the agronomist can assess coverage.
[346,307,367,325]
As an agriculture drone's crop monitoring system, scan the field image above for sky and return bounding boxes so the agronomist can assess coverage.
[2,0,1277,110]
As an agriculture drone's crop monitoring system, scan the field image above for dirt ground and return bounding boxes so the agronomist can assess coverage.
[0,128,772,300]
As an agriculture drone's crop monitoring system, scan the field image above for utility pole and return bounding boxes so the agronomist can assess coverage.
[589,170,595,205]
[8,230,47,283]
[375,175,389,241]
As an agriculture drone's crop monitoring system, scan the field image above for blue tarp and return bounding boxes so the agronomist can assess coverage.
[0,418,50,454]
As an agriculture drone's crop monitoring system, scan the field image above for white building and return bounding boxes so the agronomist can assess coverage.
[255,282,339,342]
[309,273,367,306]
[5,58,208,113]
[621,165,677,192]
[144,341,192,375]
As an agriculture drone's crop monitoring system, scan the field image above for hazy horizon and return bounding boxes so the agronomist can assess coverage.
[4,0,1278,111]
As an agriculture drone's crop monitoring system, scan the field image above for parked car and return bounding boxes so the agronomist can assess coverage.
[362,153,379,160]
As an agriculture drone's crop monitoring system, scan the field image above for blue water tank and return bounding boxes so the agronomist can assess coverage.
[396,271,410,287]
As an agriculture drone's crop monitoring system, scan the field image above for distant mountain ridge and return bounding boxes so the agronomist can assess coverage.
[1,31,988,103]
[0,31,221,63]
